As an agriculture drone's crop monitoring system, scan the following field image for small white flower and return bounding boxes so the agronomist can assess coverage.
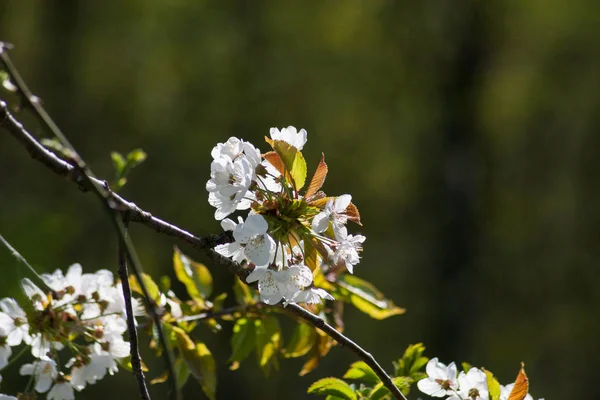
[500,383,535,400]
[21,278,46,310]
[0,395,18,400]
[69,349,118,390]
[0,343,11,370]
[20,359,58,393]
[246,265,313,305]
[417,357,458,398]
[29,334,64,359]
[290,287,334,305]
[312,194,352,239]
[215,214,276,266]
[328,227,365,274]
[270,126,308,150]
[208,191,251,221]
[206,156,254,197]
[47,381,75,400]
[0,298,30,346]
[448,367,489,400]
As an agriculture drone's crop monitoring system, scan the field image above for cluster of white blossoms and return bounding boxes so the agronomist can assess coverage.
[208,127,365,305]
[0,264,137,399]
[417,358,544,400]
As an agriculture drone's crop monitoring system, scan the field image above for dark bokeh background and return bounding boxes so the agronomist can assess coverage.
[1,1,599,399]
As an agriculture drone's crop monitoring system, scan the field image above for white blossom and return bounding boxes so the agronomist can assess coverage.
[270,126,308,150]
[30,333,64,359]
[246,265,313,305]
[417,358,459,398]
[327,226,365,274]
[448,367,489,400]
[0,298,30,346]
[215,214,276,266]
[0,343,10,370]
[47,381,75,400]
[0,395,17,400]
[20,359,58,393]
[290,287,334,305]
[312,194,352,239]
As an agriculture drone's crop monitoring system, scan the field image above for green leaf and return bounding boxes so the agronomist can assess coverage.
[255,317,281,375]
[173,246,213,302]
[172,326,216,400]
[111,151,126,174]
[233,276,255,305]
[462,362,472,373]
[485,369,501,400]
[368,376,412,400]
[343,361,380,385]
[126,148,147,166]
[160,275,171,292]
[212,292,228,311]
[129,273,161,302]
[273,140,307,190]
[283,322,315,359]
[175,357,190,390]
[229,318,256,370]
[394,343,428,381]
[336,275,405,320]
[307,378,356,400]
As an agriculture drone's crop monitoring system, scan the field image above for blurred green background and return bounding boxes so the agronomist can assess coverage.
[1,1,599,399]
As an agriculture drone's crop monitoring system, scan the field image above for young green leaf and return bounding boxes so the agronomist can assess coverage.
[255,316,281,375]
[129,273,161,302]
[283,322,316,358]
[368,376,412,399]
[173,246,213,303]
[394,343,428,381]
[343,361,380,385]
[273,139,307,190]
[307,378,357,400]
[229,318,256,370]
[175,357,190,390]
[336,275,405,320]
[233,276,256,305]
[485,369,501,400]
[172,326,216,400]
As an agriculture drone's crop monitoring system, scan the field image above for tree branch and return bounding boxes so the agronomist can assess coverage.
[118,222,151,400]
[0,47,405,400]
[1,45,181,400]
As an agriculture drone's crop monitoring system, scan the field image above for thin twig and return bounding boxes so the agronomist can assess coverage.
[0,234,54,293]
[0,48,181,400]
[118,221,151,400]
[0,52,405,400]
[286,303,406,399]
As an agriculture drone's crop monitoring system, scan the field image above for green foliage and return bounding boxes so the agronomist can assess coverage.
[173,246,213,306]
[343,362,379,386]
[271,139,307,190]
[229,318,257,370]
[485,369,502,400]
[283,322,315,358]
[307,378,357,400]
[309,344,429,399]
[393,342,428,382]
[255,316,281,375]
[129,272,161,302]
[110,148,147,191]
[172,326,217,400]
[335,274,405,320]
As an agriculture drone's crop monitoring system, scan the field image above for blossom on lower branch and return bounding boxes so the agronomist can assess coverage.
[0,263,137,399]
[207,128,366,306]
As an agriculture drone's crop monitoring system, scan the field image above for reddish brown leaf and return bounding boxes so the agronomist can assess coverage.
[309,196,332,209]
[345,202,362,226]
[262,151,286,177]
[305,153,328,199]
[507,363,529,400]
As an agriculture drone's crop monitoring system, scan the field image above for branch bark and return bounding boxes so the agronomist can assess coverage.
[118,222,151,400]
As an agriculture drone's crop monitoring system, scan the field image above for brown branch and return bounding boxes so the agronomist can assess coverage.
[0,55,406,400]
[118,222,151,400]
[1,44,180,400]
